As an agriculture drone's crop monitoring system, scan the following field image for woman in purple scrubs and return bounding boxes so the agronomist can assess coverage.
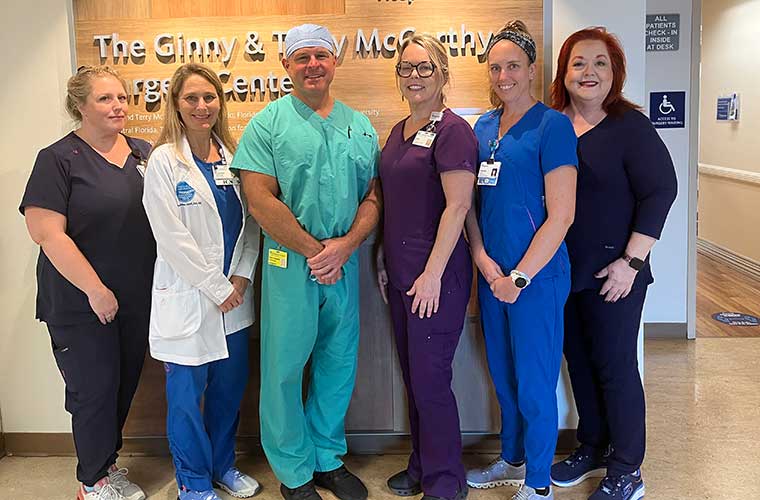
[376,32,477,500]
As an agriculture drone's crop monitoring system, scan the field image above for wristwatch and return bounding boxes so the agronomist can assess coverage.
[510,270,531,289]
[623,253,645,271]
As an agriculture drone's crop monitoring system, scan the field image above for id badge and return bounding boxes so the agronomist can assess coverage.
[412,130,436,148]
[268,248,288,268]
[213,164,238,186]
[477,161,501,186]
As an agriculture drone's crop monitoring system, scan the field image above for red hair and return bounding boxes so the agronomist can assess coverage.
[550,27,640,116]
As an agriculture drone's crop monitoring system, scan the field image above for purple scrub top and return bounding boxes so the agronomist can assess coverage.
[380,108,478,291]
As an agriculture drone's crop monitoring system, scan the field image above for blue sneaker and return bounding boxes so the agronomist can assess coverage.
[588,470,645,500]
[551,447,607,487]
[214,467,261,498]
[177,488,222,500]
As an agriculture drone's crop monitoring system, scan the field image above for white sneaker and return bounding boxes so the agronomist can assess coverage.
[77,477,127,500]
[512,484,554,500]
[214,467,262,498]
[108,465,147,500]
[466,457,526,488]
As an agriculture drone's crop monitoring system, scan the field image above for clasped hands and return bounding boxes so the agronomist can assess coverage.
[306,237,354,285]
[474,249,522,304]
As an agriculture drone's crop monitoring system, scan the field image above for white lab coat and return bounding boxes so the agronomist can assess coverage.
[142,135,260,366]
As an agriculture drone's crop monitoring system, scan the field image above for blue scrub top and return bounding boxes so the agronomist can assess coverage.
[193,155,242,276]
[474,102,578,281]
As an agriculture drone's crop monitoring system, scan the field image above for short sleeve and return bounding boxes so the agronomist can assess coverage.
[19,147,70,216]
[540,113,578,176]
[231,108,275,176]
[434,119,478,175]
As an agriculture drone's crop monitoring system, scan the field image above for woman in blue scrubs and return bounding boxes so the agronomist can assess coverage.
[464,21,578,500]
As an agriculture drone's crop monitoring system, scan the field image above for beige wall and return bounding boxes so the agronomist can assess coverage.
[0,0,76,432]
[699,0,760,261]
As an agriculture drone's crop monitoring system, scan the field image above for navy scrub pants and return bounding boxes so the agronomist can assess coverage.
[563,286,647,476]
[47,312,149,486]
[165,329,249,492]
[387,266,471,499]
[478,274,570,489]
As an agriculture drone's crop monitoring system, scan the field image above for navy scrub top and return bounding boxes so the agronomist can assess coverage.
[474,102,578,280]
[565,109,677,292]
[19,132,156,326]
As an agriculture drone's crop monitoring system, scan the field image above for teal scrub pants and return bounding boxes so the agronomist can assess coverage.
[259,236,360,489]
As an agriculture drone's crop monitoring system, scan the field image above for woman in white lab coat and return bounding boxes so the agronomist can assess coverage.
[143,63,261,500]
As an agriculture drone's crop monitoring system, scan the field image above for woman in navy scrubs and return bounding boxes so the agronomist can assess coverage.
[376,32,476,500]
[143,63,261,500]
[549,28,677,500]
[464,21,577,500]
[20,66,154,500]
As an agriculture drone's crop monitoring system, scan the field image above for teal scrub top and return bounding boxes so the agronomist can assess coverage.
[232,94,379,241]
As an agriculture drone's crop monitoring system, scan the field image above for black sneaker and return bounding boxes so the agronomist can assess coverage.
[313,466,368,500]
[387,470,422,496]
[551,447,607,488]
[280,480,323,500]
[421,488,468,500]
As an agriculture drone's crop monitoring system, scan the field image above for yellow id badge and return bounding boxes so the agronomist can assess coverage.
[268,249,288,268]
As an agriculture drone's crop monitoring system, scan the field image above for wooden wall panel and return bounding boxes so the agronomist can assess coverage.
[75,0,344,20]
[74,0,152,21]
[149,0,345,20]
[74,0,543,145]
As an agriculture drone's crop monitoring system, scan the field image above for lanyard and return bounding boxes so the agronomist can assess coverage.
[422,110,444,133]
[487,138,499,164]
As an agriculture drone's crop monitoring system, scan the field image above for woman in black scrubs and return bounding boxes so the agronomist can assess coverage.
[20,66,155,500]
[548,28,677,500]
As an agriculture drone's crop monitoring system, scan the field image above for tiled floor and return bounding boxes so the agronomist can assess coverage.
[3,337,760,499]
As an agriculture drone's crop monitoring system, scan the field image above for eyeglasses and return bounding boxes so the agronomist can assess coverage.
[396,61,437,78]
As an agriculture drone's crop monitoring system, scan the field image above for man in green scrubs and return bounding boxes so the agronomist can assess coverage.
[232,23,381,500]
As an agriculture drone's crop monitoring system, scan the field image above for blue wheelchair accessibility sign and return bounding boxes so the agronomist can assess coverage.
[649,91,685,129]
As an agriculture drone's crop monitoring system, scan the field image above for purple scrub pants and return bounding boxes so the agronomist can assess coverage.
[387,264,471,499]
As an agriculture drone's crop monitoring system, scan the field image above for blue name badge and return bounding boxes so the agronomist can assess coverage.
[176,181,196,204]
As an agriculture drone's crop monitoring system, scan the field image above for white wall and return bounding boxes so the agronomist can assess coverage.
[0,0,76,432]
[643,0,694,328]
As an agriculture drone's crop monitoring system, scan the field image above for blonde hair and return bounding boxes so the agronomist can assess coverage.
[396,32,451,103]
[65,66,128,122]
[487,20,536,109]
[153,63,237,156]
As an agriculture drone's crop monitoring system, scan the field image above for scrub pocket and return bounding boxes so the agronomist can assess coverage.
[151,288,202,339]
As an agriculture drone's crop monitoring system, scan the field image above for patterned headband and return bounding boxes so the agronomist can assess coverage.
[486,29,537,64]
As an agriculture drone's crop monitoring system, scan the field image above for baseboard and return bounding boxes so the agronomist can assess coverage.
[3,430,578,457]
[697,238,760,282]
[644,322,688,339]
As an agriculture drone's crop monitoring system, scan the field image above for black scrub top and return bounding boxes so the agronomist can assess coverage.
[19,132,156,326]
[565,109,677,293]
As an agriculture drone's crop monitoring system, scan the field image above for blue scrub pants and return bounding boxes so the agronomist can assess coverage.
[165,329,249,492]
[478,274,570,489]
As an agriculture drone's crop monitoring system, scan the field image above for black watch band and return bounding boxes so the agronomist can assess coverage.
[623,254,645,271]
